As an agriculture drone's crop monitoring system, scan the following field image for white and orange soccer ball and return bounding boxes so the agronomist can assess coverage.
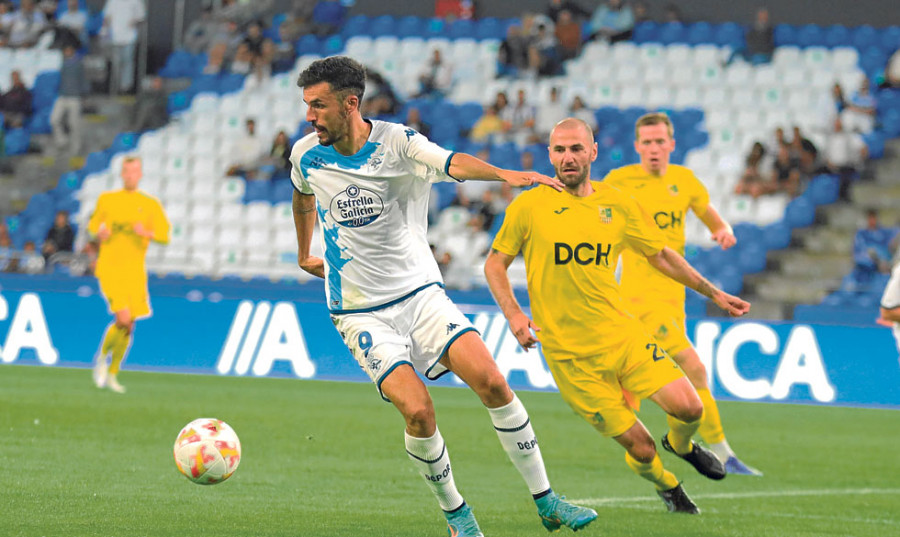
[173,418,241,485]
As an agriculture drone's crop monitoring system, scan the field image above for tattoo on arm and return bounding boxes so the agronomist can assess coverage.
[696,277,716,299]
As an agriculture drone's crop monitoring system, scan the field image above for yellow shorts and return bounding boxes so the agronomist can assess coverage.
[635,304,693,358]
[546,331,684,438]
[98,273,151,319]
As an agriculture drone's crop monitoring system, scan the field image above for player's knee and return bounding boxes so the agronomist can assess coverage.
[403,403,436,433]
[629,441,657,463]
[674,399,703,423]
[476,371,512,406]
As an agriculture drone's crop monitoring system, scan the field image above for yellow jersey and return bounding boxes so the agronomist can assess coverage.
[492,182,666,361]
[604,164,709,307]
[87,190,170,280]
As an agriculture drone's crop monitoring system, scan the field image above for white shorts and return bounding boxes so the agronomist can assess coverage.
[330,284,477,401]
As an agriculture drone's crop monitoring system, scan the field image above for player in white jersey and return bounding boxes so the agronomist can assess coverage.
[289,56,597,536]
[879,261,900,360]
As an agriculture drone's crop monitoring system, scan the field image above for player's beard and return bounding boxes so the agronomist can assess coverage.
[315,109,349,147]
[554,163,589,189]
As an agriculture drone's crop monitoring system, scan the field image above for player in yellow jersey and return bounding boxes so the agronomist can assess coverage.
[87,156,170,393]
[485,118,750,514]
[604,112,762,476]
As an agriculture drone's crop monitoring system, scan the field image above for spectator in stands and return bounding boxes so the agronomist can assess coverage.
[50,44,88,155]
[230,42,254,75]
[266,130,292,181]
[226,118,265,179]
[498,24,530,78]
[880,49,900,90]
[768,144,801,197]
[0,71,33,129]
[663,2,684,23]
[8,0,47,47]
[0,1,14,45]
[588,0,634,43]
[271,24,297,73]
[527,22,560,77]
[57,0,88,47]
[183,5,217,55]
[219,0,274,27]
[798,137,827,186]
[311,0,346,37]
[38,0,58,23]
[102,0,146,94]
[359,69,399,119]
[470,104,504,143]
[241,20,272,63]
[841,78,876,134]
[417,48,455,98]
[535,87,567,141]
[725,7,773,66]
[546,0,590,23]
[554,10,582,62]
[405,107,431,138]
[824,117,867,201]
[203,42,227,75]
[15,241,45,274]
[734,142,769,198]
[42,209,74,260]
[851,209,899,287]
[280,0,316,42]
[569,95,597,134]
[505,88,537,145]
[0,222,11,250]
[130,75,168,132]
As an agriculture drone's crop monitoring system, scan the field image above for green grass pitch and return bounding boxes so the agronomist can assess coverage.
[1,365,897,536]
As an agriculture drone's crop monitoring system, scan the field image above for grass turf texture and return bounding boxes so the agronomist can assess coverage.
[1,365,897,537]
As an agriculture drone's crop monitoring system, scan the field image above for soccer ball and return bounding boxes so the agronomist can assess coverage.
[173,418,241,485]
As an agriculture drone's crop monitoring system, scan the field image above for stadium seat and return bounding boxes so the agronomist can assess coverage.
[686,22,714,45]
[808,174,840,205]
[851,25,879,51]
[824,25,852,48]
[632,22,659,43]
[370,15,397,37]
[784,196,816,228]
[475,18,504,41]
[796,24,825,48]
[658,22,686,45]
[448,19,475,40]
[714,22,745,49]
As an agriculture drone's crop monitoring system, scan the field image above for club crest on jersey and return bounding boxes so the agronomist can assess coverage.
[366,148,386,170]
[668,184,679,196]
[599,207,613,224]
[329,184,385,228]
[404,128,417,140]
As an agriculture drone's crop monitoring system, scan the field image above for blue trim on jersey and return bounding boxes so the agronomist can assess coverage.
[328,282,443,314]
[299,140,382,178]
[316,203,351,310]
[424,326,478,380]
[444,151,459,180]
[376,360,414,403]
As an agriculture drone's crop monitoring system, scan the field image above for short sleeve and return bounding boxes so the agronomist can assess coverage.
[882,265,900,309]
[686,169,710,217]
[151,198,171,244]
[492,196,530,257]
[289,145,314,195]
[623,194,666,256]
[87,194,107,236]
[396,125,456,184]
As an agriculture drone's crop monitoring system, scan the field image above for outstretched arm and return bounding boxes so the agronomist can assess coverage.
[645,246,750,317]
[484,249,541,350]
[293,190,324,279]
[447,153,564,191]
[698,205,736,250]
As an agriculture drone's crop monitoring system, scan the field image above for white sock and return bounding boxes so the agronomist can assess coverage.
[709,439,735,462]
[405,428,465,512]
[488,394,551,496]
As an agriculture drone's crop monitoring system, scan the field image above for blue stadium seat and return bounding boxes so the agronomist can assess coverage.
[83,151,111,175]
[5,128,30,155]
[167,91,192,114]
[632,22,659,43]
[880,26,900,55]
[26,108,52,134]
[243,180,271,203]
[824,25,851,48]
[340,15,368,39]
[686,22,714,45]
[594,106,622,128]
[785,196,816,228]
[737,242,768,274]
[680,128,709,151]
[218,73,245,94]
[733,222,765,245]
[714,22,745,49]
[475,18,504,41]
[456,102,484,131]
[876,109,900,139]
[658,22,686,45]
[773,24,798,47]
[851,25,879,51]
[763,221,792,250]
[159,49,196,78]
[713,265,744,295]
[859,46,887,77]
[110,132,139,155]
[808,174,840,205]
[423,18,446,39]
[87,10,104,36]
[321,35,344,56]
[32,72,60,110]
[270,178,293,203]
[369,15,397,37]
[56,170,84,192]
[191,74,219,95]
[295,34,322,56]
[448,19,475,40]
[796,24,825,48]
[396,16,425,38]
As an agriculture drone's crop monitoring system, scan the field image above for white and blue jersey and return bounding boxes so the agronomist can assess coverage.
[289,120,459,313]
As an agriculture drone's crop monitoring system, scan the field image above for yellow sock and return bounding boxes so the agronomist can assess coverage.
[695,388,726,445]
[625,452,679,491]
[100,323,124,356]
[666,414,699,455]
[109,330,132,375]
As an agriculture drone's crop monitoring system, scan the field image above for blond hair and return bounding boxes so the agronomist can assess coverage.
[634,112,674,140]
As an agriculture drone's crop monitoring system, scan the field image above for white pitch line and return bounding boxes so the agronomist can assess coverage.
[572,487,900,506]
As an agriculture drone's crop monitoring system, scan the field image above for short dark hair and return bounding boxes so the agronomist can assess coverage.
[297,56,366,102]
